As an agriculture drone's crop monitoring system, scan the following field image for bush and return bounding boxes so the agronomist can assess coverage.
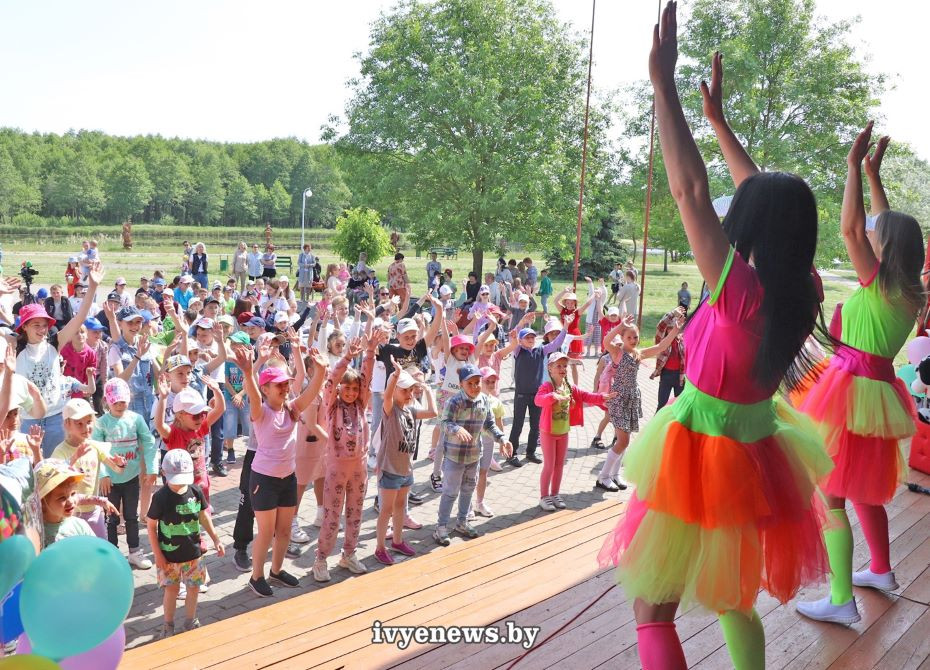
[545,216,628,279]
[332,207,393,265]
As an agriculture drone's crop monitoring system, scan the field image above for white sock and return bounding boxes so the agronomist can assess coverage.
[599,450,619,480]
[609,450,624,477]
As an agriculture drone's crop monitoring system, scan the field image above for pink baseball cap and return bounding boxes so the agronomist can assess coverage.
[104,378,131,405]
[479,366,498,380]
[449,334,475,352]
[259,367,292,386]
[15,303,56,332]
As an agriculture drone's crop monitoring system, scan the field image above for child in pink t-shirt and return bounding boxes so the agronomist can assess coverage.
[60,324,98,400]
[232,346,324,598]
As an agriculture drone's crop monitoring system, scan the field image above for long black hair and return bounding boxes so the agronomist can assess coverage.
[720,172,826,391]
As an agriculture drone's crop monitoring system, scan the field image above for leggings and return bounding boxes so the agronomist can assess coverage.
[106,476,140,550]
[539,432,569,497]
[316,458,368,559]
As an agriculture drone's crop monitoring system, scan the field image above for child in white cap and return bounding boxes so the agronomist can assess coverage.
[147,448,224,638]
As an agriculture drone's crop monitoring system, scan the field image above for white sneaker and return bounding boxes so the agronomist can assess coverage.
[466,504,476,521]
[177,583,187,600]
[128,549,152,570]
[338,552,368,574]
[291,519,311,544]
[199,583,209,594]
[367,454,378,470]
[551,495,567,510]
[538,496,556,512]
[796,595,860,624]
[313,508,324,527]
[852,568,899,591]
[312,559,331,582]
[474,500,494,517]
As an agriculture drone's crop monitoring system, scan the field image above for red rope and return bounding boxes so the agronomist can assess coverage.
[571,0,596,292]
[505,583,616,669]
[637,0,662,328]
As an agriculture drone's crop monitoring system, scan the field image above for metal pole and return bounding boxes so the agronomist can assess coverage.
[637,0,662,329]
[301,196,307,248]
[572,0,596,292]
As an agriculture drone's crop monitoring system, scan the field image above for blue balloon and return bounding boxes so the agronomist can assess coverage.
[20,537,133,660]
[0,583,24,644]
[0,536,35,600]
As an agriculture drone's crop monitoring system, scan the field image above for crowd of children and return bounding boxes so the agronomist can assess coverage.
[0,237,666,642]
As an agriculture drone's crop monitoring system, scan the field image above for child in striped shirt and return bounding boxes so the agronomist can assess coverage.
[433,364,512,546]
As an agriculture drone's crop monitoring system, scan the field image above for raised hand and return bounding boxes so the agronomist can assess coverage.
[0,276,21,296]
[232,344,254,372]
[346,337,363,359]
[864,134,890,179]
[700,51,726,126]
[848,121,875,167]
[649,1,678,88]
[88,261,105,286]
[308,346,328,369]
[156,373,170,397]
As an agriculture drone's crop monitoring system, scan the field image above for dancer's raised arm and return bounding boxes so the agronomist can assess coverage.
[650,1,730,292]
[700,51,760,189]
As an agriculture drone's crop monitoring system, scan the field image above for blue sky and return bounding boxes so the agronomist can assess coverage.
[1,0,926,159]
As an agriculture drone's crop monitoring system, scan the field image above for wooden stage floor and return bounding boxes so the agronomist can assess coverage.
[123,469,930,669]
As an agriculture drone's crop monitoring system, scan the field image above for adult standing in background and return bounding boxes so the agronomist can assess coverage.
[426,252,442,291]
[233,241,249,293]
[388,253,410,310]
[617,270,640,320]
[247,243,263,281]
[261,244,277,279]
[191,243,209,288]
[297,243,316,304]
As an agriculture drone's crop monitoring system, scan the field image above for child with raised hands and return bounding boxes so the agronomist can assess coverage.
[433,364,512,546]
[472,367,506,516]
[154,373,225,506]
[35,458,115,547]
[596,315,681,492]
[375,358,437,563]
[536,352,613,511]
[554,288,594,385]
[94,377,157,570]
[147,449,224,639]
[312,332,382,581]
[232,342,323,598]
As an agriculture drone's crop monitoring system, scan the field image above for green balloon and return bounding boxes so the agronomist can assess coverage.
[0,535,34,600]
[20,537,133,660]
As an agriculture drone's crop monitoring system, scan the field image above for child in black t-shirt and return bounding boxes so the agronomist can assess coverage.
[147,449,224,639]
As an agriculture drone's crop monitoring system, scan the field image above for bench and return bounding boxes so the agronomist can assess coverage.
[430,246,458,259]
[121,501,621,669]
[275,255,292,274]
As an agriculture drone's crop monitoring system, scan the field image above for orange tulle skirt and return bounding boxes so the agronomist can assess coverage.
[794,347,915,505]
[598,383,833,614]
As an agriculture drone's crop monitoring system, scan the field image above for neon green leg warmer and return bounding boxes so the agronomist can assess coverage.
[825,508,854,605]
[719,609,764,670]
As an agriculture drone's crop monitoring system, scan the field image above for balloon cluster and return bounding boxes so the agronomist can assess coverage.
[0,534,133,669]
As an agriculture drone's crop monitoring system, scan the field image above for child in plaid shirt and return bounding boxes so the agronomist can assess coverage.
[433,364,512,546]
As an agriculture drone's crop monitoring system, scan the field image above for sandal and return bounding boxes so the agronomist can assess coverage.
[591,437,606,449]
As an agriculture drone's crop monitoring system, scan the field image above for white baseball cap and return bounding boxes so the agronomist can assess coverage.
[396,318,418,334]
[607,307,620,317]
[172,388,209,415]
[62,398,95,421]
[162,449,194,486]
[395,371,417,389]
[438,285,452,296]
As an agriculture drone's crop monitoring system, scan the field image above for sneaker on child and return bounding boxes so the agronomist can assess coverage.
[128,549,152,570]
[312,560,331,582]
[454,520,479,538]
[339,552,368,574]
[291,519,311,544]
[538,497,556,512]
[433,526,451,546]
[249,576,274,598]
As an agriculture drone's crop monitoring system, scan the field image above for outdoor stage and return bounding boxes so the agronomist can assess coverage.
[122,467,930,669]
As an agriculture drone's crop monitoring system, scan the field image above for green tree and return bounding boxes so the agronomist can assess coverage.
[43,150,106,218]
[105,156,154,223]
[683,0,881,264]
[289,147,351,228]
[0,148,40,222]
[224,174,257,224]
[267,179,292,225]
[332,207,393,265]
[336,0,612,276]
[148,149,192,220]
[188,162,225,225]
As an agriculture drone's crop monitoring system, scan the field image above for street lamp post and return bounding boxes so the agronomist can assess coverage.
[300,187,313,248]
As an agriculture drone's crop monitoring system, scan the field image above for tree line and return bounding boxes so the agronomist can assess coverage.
[0,131,351,229]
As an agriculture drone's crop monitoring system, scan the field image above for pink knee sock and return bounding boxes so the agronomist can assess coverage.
[637,622,687,670]
[853,502,892,574]
[539,433,556,497]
